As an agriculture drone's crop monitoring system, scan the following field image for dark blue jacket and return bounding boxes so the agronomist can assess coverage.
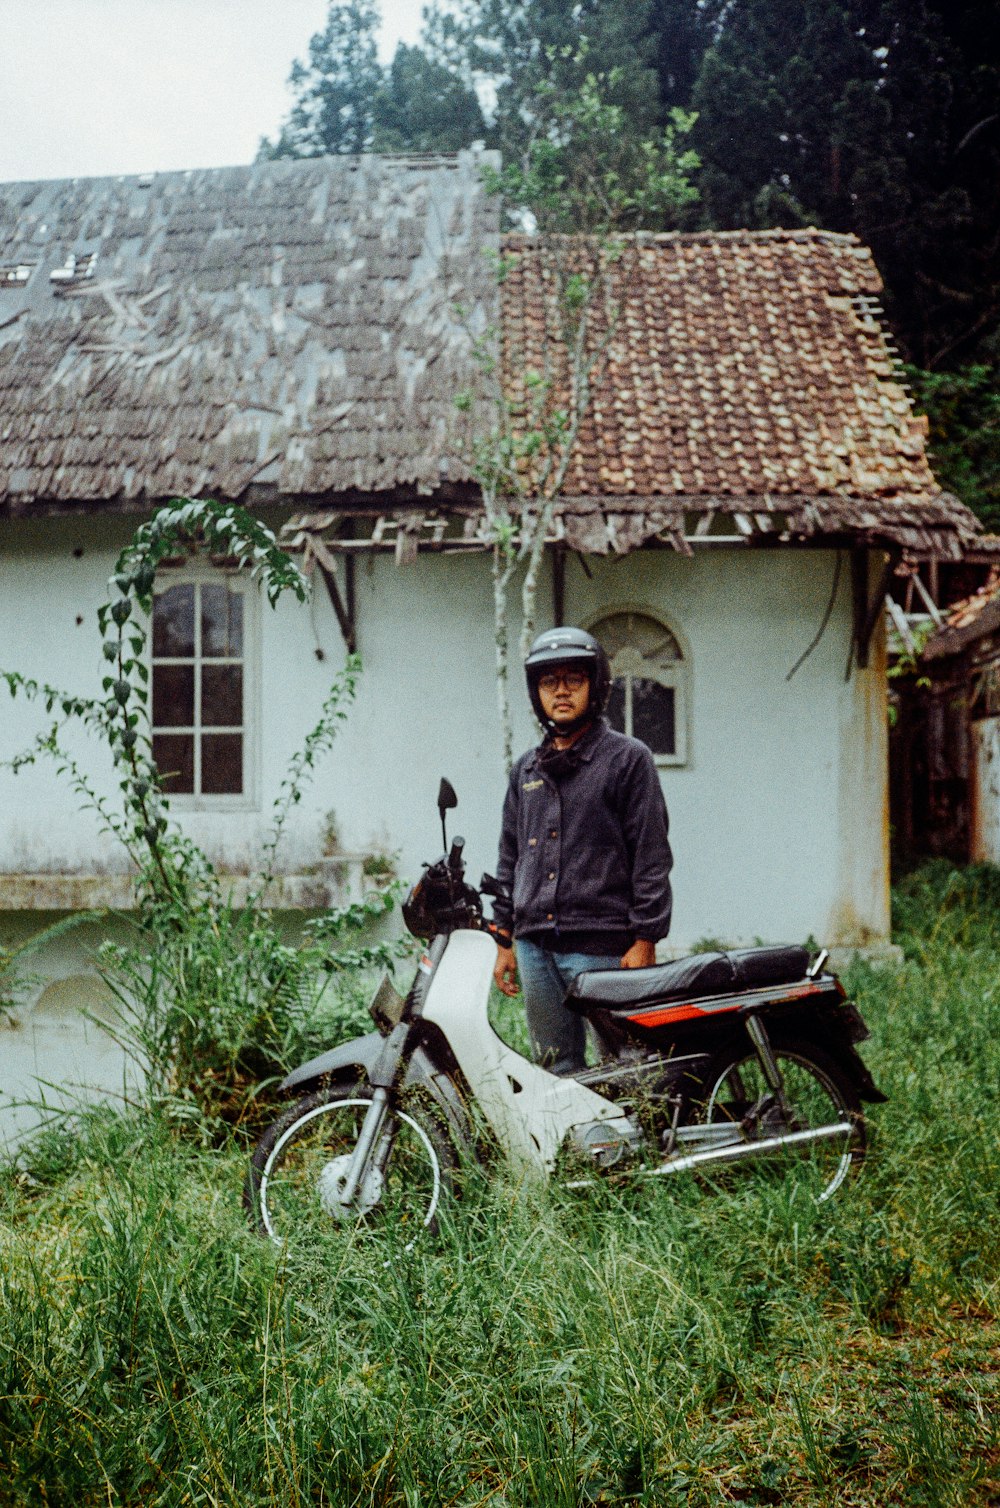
[494,719,673,946]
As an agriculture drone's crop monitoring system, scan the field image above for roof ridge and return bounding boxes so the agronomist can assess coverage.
[1,150,493,191]
[501,227,862,247]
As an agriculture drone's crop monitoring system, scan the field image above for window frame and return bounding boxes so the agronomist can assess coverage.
[149,562,260,812]
[586,604,691,768]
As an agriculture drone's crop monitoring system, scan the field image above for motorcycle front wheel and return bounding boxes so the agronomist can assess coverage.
[244,1082,457,1244]
[698,1038,865,1203]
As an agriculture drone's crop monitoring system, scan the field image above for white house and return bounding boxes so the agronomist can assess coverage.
[0,152,975,1136]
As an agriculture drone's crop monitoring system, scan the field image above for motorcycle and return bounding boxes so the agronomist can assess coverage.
[244,780,886,1243]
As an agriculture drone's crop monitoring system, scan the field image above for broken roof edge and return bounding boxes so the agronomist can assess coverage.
[6,485,978,561]
[547,490,977,561]
[280,487,979,566]
[922,596,1000,661]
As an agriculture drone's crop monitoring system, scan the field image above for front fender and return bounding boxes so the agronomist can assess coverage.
[280,1030,386,1094]
[280,1031,477,1155]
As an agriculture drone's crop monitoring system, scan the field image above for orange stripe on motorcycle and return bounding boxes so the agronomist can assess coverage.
[626,1002,714,1028]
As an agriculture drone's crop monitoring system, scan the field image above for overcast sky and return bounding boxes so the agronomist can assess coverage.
[0,0,428,183]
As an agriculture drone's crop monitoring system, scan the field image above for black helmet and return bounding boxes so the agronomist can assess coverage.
[524,626,611,736]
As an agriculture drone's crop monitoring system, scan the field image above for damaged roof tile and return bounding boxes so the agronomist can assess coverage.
[0,154,498,510]
[0,167,978,556]
[499,231,976,556]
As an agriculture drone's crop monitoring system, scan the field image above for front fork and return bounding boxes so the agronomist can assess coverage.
[335,1021,410,1213]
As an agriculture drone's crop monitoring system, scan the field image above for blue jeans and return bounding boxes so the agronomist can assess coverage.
[515,938,622,1076]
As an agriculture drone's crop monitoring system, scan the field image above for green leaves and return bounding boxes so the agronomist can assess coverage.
[4,497,316,911]
[908,362,1000,530]
[1,496,378,1122]
[487,56,701,236]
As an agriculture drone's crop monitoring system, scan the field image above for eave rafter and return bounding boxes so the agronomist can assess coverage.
[281,495,974,657]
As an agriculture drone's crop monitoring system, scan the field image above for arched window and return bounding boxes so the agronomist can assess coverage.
[590,610,688,765]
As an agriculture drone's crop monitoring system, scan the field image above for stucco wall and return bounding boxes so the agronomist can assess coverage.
[0,514,890,1138]
[0,514,888,946]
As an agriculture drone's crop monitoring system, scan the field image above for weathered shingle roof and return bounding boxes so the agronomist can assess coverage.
[0,164,977,556]
[501,230,977,556]
[0,153,497,511]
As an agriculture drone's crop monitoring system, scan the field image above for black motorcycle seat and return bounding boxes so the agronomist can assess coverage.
[564,945,811,1013]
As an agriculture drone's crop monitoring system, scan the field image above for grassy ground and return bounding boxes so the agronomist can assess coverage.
[2,863,999,1506]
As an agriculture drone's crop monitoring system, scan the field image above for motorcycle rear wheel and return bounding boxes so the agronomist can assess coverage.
[244,1082,457,1243]
[698,1038,865,1203]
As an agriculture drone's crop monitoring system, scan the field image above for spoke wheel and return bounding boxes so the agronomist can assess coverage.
[244,1083,456,1244]
[699,1038,865,1203]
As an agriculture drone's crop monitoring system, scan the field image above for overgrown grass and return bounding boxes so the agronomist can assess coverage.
[2,863,1000,1506]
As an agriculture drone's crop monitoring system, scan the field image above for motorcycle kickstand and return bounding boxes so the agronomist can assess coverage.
[661,1093,685,1156]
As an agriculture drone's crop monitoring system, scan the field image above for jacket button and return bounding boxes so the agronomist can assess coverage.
[550,829,557,838]
[546,912,554,921]
[548,871,556,880]
[528,838,537,847]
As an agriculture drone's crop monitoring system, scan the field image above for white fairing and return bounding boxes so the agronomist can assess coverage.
[423,930,635,1173]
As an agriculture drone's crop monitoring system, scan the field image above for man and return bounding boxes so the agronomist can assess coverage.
[492,626,673,1075]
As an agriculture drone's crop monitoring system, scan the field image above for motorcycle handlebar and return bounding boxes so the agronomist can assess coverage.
[448,836,466,873]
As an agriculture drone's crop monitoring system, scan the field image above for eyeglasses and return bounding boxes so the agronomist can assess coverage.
[538,671,589,692]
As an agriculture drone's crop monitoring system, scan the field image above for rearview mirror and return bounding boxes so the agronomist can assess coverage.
[437,778,458,849]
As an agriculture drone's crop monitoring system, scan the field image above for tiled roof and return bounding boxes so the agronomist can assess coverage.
[0,167,978,555]
[923,568,1000,660]
[945,569,1000,631]
[0,154,498,511]
[500,231,975,555]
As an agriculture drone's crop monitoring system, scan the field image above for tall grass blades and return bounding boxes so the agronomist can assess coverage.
[2,863,1000,1505]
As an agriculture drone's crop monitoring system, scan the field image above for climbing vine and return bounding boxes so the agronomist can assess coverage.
[5,499,309,904]
[2,499,401,1123]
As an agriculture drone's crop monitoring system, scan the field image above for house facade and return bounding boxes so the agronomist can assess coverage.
[0,153,975,1137]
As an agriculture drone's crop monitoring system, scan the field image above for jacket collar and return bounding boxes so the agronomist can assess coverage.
[525,717,608,774]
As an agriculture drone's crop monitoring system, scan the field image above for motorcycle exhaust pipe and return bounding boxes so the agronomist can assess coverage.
[649,1120,853,1177]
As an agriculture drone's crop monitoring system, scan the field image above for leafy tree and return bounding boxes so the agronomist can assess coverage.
[448,0,664,165]
[261,1,384,157]
[372,44,486,153]
[691,0,882,228]
[908,362,1000,530]
[870,0,1000,369]
[262,2,485,159]
[646,0,722,112]
[485,65,700,234]
[689,0,1000,368]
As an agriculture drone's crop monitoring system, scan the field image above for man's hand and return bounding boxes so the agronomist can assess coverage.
[621,939,656,969]
[494,944,520,996]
